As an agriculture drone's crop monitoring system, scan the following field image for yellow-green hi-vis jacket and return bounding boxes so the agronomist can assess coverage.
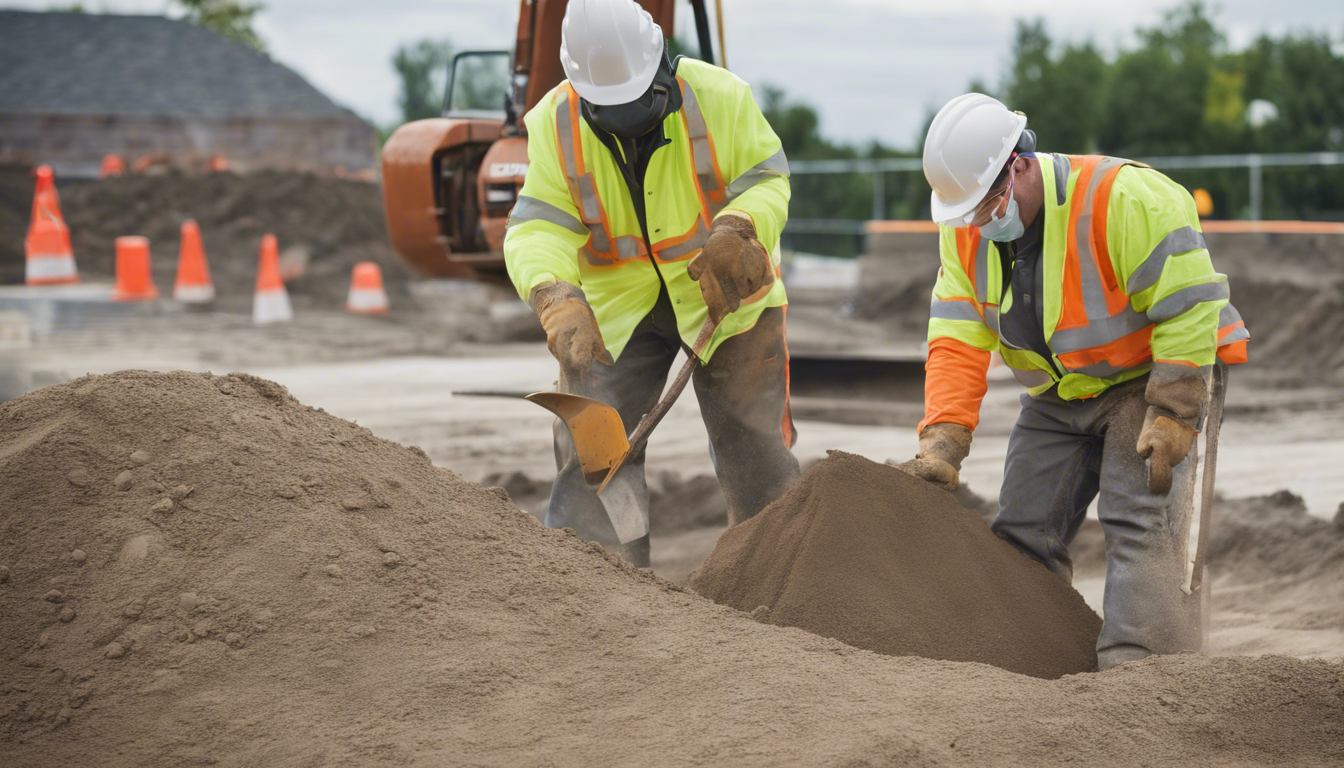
[504,58,789,362]
[922,153,1249,432]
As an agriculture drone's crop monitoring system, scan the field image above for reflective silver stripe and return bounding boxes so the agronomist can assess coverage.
[616,237,642,260]
[1051,154,1070,206]
[983,305,1001,337]
[575,175,602,223]
[1217,303,1249,343]
[1127,226,1207,294]
[681,78,723,214]
[726,148,789,201]
[555,90,578,182]
[656,218,710,261]
[508,195,587,235]
[1051,157,1152,357]
[588,221,612,254]
[929,297,982,323]
[1069,360,1131,378]
[1072,156,1129,326]
[1050,306,1149,353]
[1148,281,1230,324]
[1012,367,1054,388]
[555,87,625,262]
[974,236,990,305]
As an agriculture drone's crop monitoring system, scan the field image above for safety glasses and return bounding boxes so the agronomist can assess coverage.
[963,155,1017,226]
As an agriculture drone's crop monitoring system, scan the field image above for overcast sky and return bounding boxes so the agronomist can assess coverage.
[7,0,1342,148]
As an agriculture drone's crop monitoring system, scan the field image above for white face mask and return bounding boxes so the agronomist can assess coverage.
[979,196,1025,242]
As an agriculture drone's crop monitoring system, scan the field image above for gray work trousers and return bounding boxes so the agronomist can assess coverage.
[991,378,1203,668]
[547,292,800,564]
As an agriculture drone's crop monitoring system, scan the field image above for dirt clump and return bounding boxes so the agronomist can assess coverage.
[689,451,1103,679]
[1,372,1341,766]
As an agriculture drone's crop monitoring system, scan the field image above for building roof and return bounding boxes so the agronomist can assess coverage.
[0,10,363,121]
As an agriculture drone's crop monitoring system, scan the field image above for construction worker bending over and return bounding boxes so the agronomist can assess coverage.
[899,94,1249,669]
[504,0,799,567]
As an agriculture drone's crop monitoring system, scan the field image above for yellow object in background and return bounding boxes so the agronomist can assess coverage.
[1193,188,1215,217]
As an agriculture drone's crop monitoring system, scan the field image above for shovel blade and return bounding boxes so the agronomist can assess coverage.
[525,392,631,484]
[525,392,646,544]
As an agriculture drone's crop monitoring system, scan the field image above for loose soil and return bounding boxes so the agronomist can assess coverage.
[1,372,1340,766]
[688,451,1104,679]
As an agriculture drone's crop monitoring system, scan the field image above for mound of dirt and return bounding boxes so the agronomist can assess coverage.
[1,372,1341,766]
[0,165,413,311]
[688,451,1103,679]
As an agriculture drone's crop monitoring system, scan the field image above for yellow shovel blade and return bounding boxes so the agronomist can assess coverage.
[525,392,631,485]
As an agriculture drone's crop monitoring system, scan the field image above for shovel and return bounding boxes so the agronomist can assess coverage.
[526,317,718,543]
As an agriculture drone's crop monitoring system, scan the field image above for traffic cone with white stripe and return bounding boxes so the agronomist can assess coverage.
[110,236,159,301]
[345,261,389,314]
[173,220,215,303]
[24,165,79,285]
[252,234,292,325]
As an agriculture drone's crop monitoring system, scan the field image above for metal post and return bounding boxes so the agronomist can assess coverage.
[872,172,886,221]
[1248,155,1263,222]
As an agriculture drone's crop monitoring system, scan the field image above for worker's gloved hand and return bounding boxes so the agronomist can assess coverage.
[1137,407,1196,495]
[687,214,775,325]
[888,422,972,491]
[531,281,613,384]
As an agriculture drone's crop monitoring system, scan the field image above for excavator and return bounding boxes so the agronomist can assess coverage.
[380,0,725,280]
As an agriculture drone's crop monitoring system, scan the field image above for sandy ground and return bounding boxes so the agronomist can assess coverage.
[3,306,1341,666]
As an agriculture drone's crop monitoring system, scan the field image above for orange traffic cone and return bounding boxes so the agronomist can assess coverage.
[100,154,125,178]
[173,220,215,303]
[253,234,292,324]
[111,237,159,301]
[346,261,389,314]
[24,165,79,285]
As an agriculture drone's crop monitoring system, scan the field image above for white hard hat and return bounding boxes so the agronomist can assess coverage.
[560,0,665,106]
[922,93,1027,224]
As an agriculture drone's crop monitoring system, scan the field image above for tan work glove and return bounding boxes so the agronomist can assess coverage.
[687,214,775,325]
[889,422,972,491]
[531,281,612,384]
[1137,408,1196,494]
[1138,366,1207,494]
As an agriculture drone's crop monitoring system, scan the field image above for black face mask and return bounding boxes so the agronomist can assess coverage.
[581,53,683,139]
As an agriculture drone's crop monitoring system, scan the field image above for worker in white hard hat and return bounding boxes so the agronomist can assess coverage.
[504,0,799,567]
[898,92,1250,669]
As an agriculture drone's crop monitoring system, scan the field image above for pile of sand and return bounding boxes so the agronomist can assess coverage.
[688,452,1103,678]
[0,165,413,310]
[1,372,1340,766]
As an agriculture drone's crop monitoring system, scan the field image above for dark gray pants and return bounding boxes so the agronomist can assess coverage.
[991,378,1203,668]
[547,292,800,562]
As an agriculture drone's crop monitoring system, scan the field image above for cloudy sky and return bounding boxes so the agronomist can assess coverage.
[7,0,1342,148]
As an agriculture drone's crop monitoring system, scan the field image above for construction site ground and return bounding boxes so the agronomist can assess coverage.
[3,169,1341,764]
[5,302,1341,666]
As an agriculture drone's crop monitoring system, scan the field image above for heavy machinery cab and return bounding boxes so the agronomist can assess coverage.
[380,0,718,280]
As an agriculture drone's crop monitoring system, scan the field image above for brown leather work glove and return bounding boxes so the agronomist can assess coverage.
[888,422,972,491]
[1138,365,1207,494]
[1137,408,1196,495]
[687,214,775,325]
[531,281,612,384]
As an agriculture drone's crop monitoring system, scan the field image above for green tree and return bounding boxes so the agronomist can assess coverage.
[393,40,455,123]
[1100,2,1224,155]
[1001,20,1108,153]
[175,0,265,52]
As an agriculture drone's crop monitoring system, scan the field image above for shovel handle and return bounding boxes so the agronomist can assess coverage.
[597,318,717,495]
